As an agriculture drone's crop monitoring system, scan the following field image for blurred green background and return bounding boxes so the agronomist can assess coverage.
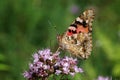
[0,0,120,80]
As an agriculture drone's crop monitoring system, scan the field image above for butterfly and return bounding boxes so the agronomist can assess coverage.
[57,9,95,59]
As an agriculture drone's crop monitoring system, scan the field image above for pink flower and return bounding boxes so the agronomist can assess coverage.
[23,49,83,80]
[70,5,79,14]
[23,71,32,79]
[97,76,112,80]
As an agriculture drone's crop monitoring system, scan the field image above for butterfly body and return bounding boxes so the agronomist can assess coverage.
[57,9,94,59]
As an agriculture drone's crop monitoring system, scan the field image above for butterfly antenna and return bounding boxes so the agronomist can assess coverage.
[48,20,59,35]
[48,20,61,52]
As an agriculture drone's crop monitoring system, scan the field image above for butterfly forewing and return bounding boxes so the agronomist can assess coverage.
[58,9,95,59]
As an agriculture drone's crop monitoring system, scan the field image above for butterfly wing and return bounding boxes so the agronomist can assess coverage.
[58,9,95,59]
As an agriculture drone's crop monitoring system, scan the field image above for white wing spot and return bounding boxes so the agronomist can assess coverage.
[86,20,89,23]
[69,27,76,31]
[76,17,83,23]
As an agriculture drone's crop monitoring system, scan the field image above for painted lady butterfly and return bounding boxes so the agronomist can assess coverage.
[57,9,95,59]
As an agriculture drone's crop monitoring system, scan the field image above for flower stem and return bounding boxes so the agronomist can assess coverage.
[42,77,48,80]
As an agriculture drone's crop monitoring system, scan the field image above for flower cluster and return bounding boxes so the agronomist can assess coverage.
[23,49,83,80]
[97,76,112,80]
[55,57,83,76]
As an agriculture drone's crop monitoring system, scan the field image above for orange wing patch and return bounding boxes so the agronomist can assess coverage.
[77,25,89,33]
